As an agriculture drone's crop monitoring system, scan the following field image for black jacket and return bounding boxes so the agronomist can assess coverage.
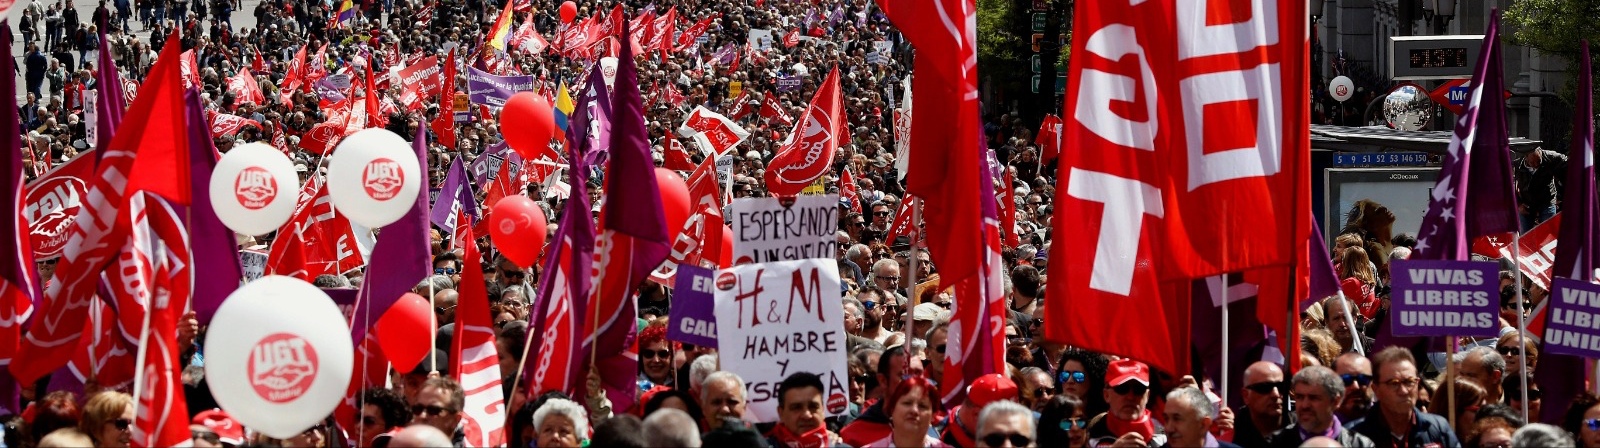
[1350,408,1461,448]
[1268,422,1377,448]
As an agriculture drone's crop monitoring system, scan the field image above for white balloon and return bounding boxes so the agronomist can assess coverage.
[209,143,299,236]
[1329,75,1356,103]
[326,128,421,228]
[204,276,354,439]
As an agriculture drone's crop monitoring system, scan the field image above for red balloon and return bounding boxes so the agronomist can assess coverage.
[559,1,577,24]
[490,196,550,267]
[655,168,692,242]
[718,225,734,268]
[376,293,434,372]
[499,92,556,161]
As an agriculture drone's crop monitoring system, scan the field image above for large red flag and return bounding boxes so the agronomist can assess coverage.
[1,28,40,414]
[452,227,506,447]
[764,67,844,197]
[662,137,696,172]
[11,31,193,385]
[226,67,266,105]
[363,62,388,129]
[129,195,192,448]
[759,93,792,126]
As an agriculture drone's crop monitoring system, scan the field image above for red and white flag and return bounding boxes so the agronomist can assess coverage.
[839,169,863,214]
[226,68,266,105]
[1,24,40,387]
[1043,0,1309,375]
[648,7,677,59]
[511,15,550,55]
[1035,114,1062,163]
[759,93,792,126]
[129,194,193,448]
[662,138,697,172]
[451,227,506,448]
[395,56,442,112]
[783,29,800,48]
[676,13,720,51]
[267,176,366,279]
[764,67,844,197]
[726,89,753,120]
[677,106,751,156]
[207,111,262,138]
[281,45,308,93]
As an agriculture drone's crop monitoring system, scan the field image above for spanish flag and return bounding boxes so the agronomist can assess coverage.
[487,0,516,52]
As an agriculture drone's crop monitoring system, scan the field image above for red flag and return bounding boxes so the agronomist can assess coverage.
[676,14,720,51]
[267,176,365,279]
[130,195,193,448]
[662,138,696,171]
[726,89,753,120]
[282,45,308,93]
[11,31,193,385]
[759,93,792,126]
[434,50,459,150]
[678,106,751,156]
[395,56,442,112]
[251,49,266,74]
[649,7,677,59]
[305,44,329,88]
[884,194,916,246]
[363,63,387,129]
[783,29,800,48]
[1035,114,1062,163]
[179,50,201,90]
[1,26,40,383]
[207,111,262,138]
[765,67,844,197]
[451,227,506,447]
[839,169,862,214]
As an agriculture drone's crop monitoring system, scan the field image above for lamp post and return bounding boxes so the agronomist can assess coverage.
[1419,0,1456,35]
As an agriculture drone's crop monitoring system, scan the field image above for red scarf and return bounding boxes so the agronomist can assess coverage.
[1106,410,1156,441]
[766,424,832,448]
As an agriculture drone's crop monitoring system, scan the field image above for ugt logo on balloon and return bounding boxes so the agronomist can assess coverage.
[234,166,279,210]
[362,158,405,200]
[248,333,319,403]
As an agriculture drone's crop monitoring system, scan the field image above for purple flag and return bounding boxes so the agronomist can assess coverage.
[583,19,671,412]
[523,124,596,397]
[1381,10,1519,352]
[429,157,479,231]
[1190,273,1272,408]
[95,25,127,154]
[568,62,613,159]
[1,27,42,416]
[184,90,243,325]
[1538,41,1597,425]
[1304,217,1341,311]
[349,126,433,344]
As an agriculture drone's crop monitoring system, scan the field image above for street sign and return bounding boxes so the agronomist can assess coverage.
[1032,14,1047,32]
[1389,35,1485,80]
[1031,54,1041,73]
[1031,33,1045,52]
[1032,75,1067,94]
[1031,0,1047,12]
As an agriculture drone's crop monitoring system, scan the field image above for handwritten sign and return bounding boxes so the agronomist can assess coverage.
[239,250,269,282]
[668,266,719,348]
[714,258,849,422]
[728,195,838,265]
[1542,279,1600,358]
[1388,259,1500,337]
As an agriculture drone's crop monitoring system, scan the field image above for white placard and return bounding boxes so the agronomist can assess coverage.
[714,258,849,423]
[727,195,838,265]
[240,249,269,282]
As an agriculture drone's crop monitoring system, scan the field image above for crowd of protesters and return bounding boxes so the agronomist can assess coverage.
[6,0,1599,446]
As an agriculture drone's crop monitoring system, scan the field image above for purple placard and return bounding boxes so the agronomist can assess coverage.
[668,265,719,347]
[777,75,803,92]
[1389,259,1500,337]
[1542,278,1600,358]
[467,67,536,107]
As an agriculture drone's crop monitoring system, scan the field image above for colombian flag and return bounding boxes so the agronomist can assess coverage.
[335,0,355,27]
[487,0,515,52]
[553,81,574,137]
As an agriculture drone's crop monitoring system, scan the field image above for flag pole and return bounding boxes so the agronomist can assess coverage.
[429,280,438,375]
[1513,230,1529,418]
[1448,336,1457,428]
[904,197,922,361]
[1219,275,1229,410]
[1337,291,1365,356]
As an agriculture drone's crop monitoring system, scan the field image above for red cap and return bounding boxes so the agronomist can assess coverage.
[966,373,1019,408]
[192,409,246,445]
[1106,359,1150,387]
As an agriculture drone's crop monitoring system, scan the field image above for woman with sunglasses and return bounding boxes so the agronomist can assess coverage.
[1496,332,1539,379]
[1561,393,1600,448]
[865,377,948,448]
[79,391,133,448]
[1038,394,1090,448]
[637,322,677,389]
[1056,349,1112,419]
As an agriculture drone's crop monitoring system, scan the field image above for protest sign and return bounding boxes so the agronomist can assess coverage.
[1388,259,1500,337]
[714,258,849,422]
[776,76,803,92]
[668,266,719,348]
[1542,278,1600,358]
[239,250,269,282]
[728,195,838,265]
[873,41,892,63]
[467,67,536,107]
[453,92,472,121]
[395,56,442,111]
[748,29,775,51]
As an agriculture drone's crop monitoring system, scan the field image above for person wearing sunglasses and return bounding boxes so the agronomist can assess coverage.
[1162,387,1239,448]
[1351,347,1461,448]
[638,323,677,388]
[942,373,1019,447]
[1334,352,1376,423]
[1056,350,1111,418]
[79,391,134,448]
[974,400,1036,447]
[1087,359,1163,448]
[1267,366,1376,448]
[1560,392,1600,448]
[1497,332,1539,379]
[1232,361,1289,447]
[1017,367,1056,412]
[1038,394,1090,447]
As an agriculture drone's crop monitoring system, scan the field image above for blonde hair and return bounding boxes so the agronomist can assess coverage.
[38,428,94,448]
[1339,246,1377,285]
[79,391,133,443]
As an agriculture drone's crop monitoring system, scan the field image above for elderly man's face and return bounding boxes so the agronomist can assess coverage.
[702,378,747,429]
[1162,396,1211,448]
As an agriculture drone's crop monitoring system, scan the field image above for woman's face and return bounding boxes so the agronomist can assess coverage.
[537,414,580,448]
[1068,407,1088,448]
[641,340,672,382]
[1060,360,1089,399]
[891,387,933,435]
[1582,404,1600,448]
[101,405,134,448]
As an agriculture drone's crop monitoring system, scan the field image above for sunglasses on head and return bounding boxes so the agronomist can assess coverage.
[1058,371,1086,384]
[1111,382,1148,396]
[1059,418,1088,431]
[980,433,1033,448]
[1341,373,1373,387]
[641,349,672,360]
[434,267,457,275]
[1245,381,1287,395]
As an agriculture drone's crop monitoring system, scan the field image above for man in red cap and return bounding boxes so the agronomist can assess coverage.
[1087,359,1165,447]
[191,409,246,447]
[941,373,1019,447]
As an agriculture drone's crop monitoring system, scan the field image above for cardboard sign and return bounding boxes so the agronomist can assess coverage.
[1541,278,1600,358]
[714,259,849,422]
[748,29,775,51]
[239,250,269,282]
[728,195,838,265]
[668,266,719,347]
[1388,259,1500,337]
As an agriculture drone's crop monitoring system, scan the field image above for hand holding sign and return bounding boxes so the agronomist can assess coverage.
[210,143,298,236]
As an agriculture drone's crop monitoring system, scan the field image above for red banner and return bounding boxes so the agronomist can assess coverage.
[765,67,843,197]
[1474,214,1562,289]
[395,56,442,112]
